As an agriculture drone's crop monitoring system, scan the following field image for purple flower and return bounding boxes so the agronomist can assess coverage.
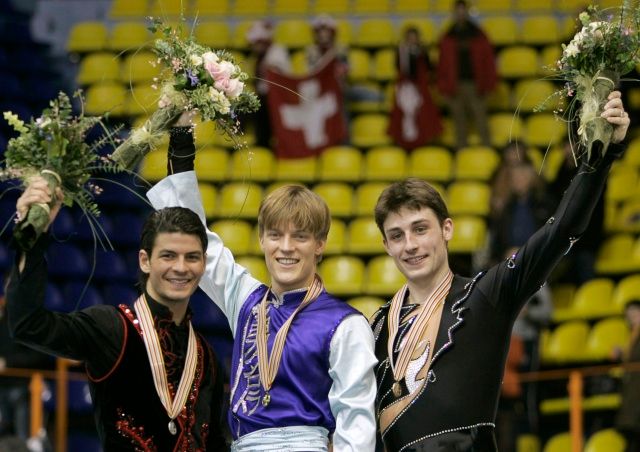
[186,69,199,87]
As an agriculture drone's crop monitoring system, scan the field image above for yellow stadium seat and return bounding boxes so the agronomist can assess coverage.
[318,146,363,182]
[194,147,229,182]
[486,81,512,112]
[448,216,487,253]
[354,182,389,216]
[191,0,230,17]
[274,19,313,49]
[355,19,396,48]
[319,256,365,296]
[231,0,269,16]
[520,15,559,46]
[231,20,254,49]
[109,0,148,18]
[539,44,562,76]
[325,218,346,255]
[352,114,392,148]
[551,283,576,315]
[236,256,269,283]
[454,146,500,181]
[596,233,640,275]
[125,84,159,116]
[517,434,541,452]
[193,120,218,147]
[623,137,640,168]
[539,146,565,182]
[199,183,218,218]
[399,18,436,43]
[541,321,589,364]
[372,48,397,82]
[583,393,622,412]
[558,278,616,321]
[77,52,120,86]
[606,166,638,204]
[474,0,512,12]
[364,255,406,297]
[395,0,430,14]
[489,113,523,148]
[347,49,371,83]
[312,0,349,15]
[67,22,108,53]
[615,199,640,233]
[272,0,310,15]
[348,296,386,319]
[363,146,407,182]
[274,157,317,182]
[481,16,518,47]
[109,22,151,53]
[497,46,539,79]
[584,428,627,452]
[193,22,231,49]
[218,182,263,219]
[85,82,127,116]
[542,432,571,452]
[335,20,352,47]
[513,79,556,113]
[515,0,553,12]
[353,0,390,14]
[584,317,630,361]
[289,50,308,76]
[139,149,167,182]
[229,146,275,182]
[210,219,253,255]
[313,183,354,218]
[612,273,640,312]
[525,114,566,148]
[148,0,186,17]
[447,181,491,216]
[408,146,453,182]
[346,217,385,255]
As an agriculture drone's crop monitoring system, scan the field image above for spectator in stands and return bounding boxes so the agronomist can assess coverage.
[246,20,291,148]
[145,118,377,451]
[436,0,497,149]
[615,299,640,452]
[369,92,629,451]
[6,192,229,451]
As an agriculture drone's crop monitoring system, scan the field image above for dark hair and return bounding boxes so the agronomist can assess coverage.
[138,207,207,287]
[374,178,449,238]
[626,299,640,309]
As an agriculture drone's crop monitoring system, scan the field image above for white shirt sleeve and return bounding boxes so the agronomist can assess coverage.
[146,171,262,336]
[328,314,378,452]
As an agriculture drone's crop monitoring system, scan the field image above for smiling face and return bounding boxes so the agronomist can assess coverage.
[382,207,453,292]
[139,232,205,307]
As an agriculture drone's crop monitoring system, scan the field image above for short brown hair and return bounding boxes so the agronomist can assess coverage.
[258,184,331,240]
[374,178,449,238]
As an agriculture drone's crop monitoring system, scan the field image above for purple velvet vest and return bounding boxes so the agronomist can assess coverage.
[228,285,359,439]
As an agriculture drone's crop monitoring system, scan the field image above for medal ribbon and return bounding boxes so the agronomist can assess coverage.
[134,295,198,422]
[257,275,324,400]
[387,271,453,387]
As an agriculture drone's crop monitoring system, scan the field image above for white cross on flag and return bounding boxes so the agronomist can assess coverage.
[267,57,347,158]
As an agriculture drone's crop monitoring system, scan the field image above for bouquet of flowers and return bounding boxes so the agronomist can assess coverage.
[110,19,260,170]
[1,91,121,250]
[540,1,640,159]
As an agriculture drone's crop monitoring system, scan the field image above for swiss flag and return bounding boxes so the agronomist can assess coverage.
[266,57,347,158]
[388,59,442,149]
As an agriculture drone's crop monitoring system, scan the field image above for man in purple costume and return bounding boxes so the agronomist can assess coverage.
[147,122,377,451]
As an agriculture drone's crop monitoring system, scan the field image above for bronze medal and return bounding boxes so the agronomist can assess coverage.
[262,391,271,407]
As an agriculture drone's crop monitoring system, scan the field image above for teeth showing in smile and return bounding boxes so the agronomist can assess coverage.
[277,258,298,265]
[168,278,190,285]
[405,256,426,265]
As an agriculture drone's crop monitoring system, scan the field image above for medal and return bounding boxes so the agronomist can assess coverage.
[262,392,271,407]
[168,420,177,435]
[392,382,402,397]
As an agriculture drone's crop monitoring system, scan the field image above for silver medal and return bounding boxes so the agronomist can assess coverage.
[168,420,177,435]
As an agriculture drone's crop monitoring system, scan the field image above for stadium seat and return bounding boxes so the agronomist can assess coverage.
[194,22,231,48]
[474,0,512,12]
[354,182,389,216]
[584,317,630,361]
[44,283,65,312]
[231,0,269,16]
[193,120,218,147]
[355,19,396,48]
[606,166,638,204]
[67,380,94,414]
[67,21,108,53]
[272,0,310,15]
[486,81,512,112]
[541,320,589,364]
[319,255,365,296]
[448,216,487,253]
[192,0,230,17]
[373,48,397,82]
[126,84,160,116]
[189,289,229,331]
[92,250,130,282]
[110,212,145,247]
[334,20,353,47]
[615,199,640,233]
[363,146,407,181]
[313,183,354,218]
[210,219,253,255]
[348,296,386,319]
[520,15,560,46]
[346,217,385,255]
[109,0,148,18]
[230,20,254,49]
[408,146,452,182]
[542,432,571,452]
[399,19,436,42]
[199,183,218,218]
[62,282,105,309]
[218,182,263,219]
[497,46,539,79]
[612,274,640,312]
[454,146,500,181]
[515,0,553,12]
[584,428,627,452]
[447,181,491,216]
[77,52,120,86]
[318,145,363,182]
[312,0,349,14]
[149,0,185,17]
[596,233,640,275]
[325,218,346,255]
[274,19,313,49]
[623,137,640,168]
[229,146,274,182]
[481,16,518,47]
[67,432,101,452]
[556,278,616,321]
[274,157,317,182]
[551,283,576,313]
[513,79,556,113]
[352,114,391,148]
[488,113,523,148]
[48,242,90,280]
[85,82,127,116]
[194,146,229,182]
[347,49,372,83]
[139,148,168,182]
[353,0,390,13]
[236,256,269,283]
[290,50,309,75]
[525,114,566,148]
[121,51,161,84]
[108,22,151,53]
[364,255,406,297]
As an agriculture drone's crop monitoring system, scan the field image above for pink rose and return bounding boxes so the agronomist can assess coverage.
[225,78,244,99]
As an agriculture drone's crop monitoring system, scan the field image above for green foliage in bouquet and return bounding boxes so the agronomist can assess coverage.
[1,91,122,250]
[111,18,260,170]
[537,1,640,159]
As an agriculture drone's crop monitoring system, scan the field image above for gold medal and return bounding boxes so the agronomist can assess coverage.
[168,420,177,435]
[262,391,271,407]
[392,382,402,397]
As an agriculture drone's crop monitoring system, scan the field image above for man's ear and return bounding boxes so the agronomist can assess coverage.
[139,249,151,274]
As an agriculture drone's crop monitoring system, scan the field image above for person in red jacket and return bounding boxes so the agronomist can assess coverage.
[437,0,498,150]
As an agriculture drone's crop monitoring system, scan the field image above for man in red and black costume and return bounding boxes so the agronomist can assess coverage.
[6,185,228,451]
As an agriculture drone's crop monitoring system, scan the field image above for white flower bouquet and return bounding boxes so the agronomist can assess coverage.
[110,19,260,170]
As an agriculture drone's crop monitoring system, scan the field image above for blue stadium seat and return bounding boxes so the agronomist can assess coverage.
[0,71,22,99]
[189,289,229,332]
[101,283,139,306]
[44,282,65,312]
[67,380,94,414]
[62,282,105,310]
[47,242,90,279]
[49,208,77,240]
[67,431,102,452]
[205,333,234,378]
[0,240,9,272]
[76,214,114,244]
[110,212,144,246]
[90,250,129,282]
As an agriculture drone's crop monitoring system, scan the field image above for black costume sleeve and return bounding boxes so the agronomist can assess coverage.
[477,141,624,318]
[167,127,196,175]
[6,235,125,379]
